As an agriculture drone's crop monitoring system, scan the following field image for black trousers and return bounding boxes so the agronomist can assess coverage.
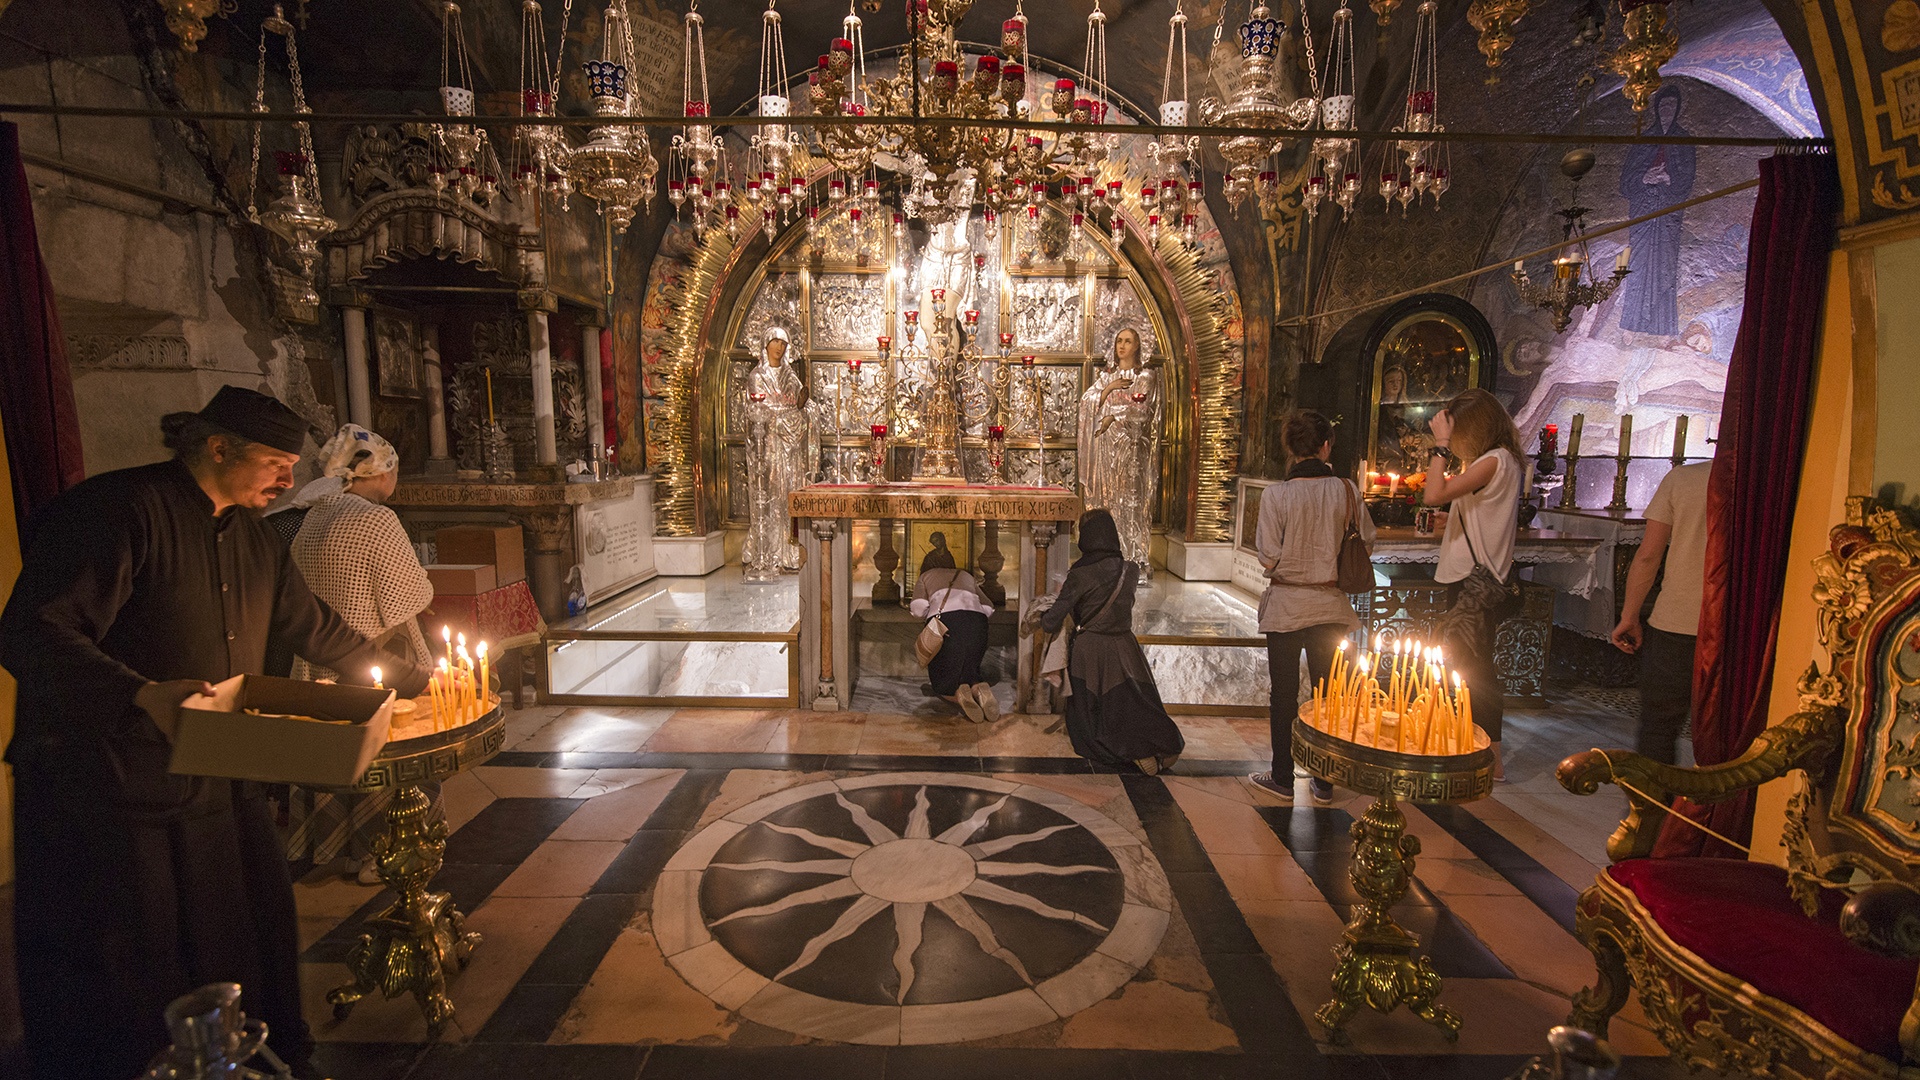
[14,775,311,1080]
[1637,626,1696,765]
[927,610,989,695]
[1267,624,1347,776]
[1440,583,1506,742]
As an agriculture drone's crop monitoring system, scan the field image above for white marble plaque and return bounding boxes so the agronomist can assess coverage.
[576,483,657,604]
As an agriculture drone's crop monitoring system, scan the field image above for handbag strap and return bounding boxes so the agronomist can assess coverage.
[1082,563,1130,628]
[927,569,960,619]
[1272,479,1360,590]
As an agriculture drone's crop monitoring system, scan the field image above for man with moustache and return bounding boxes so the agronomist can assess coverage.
[1,386,429,1080]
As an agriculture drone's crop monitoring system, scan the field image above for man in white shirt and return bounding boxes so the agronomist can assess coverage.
[1611,461,1712,764]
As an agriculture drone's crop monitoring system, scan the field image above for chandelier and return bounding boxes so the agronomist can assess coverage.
[745,0,801,241]
[667,0,730,236]
[1198,2,1321,212]
[1609,0,1678,115]
[1512,149,1629,333]
[1304,0,1360,219]
[1383,0,1448,212]
[1467,0,1530,79]
[245,5,334,306]
[513,0,573,206]
[566,0,660,232]
[811,0,1026,226]
[434,2,497,203]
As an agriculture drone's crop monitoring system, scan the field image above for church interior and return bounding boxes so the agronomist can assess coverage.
[0,0,1915,1077]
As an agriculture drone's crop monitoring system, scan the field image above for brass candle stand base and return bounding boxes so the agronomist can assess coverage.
[324,704,506,1035]
[1293,716,1494,1043]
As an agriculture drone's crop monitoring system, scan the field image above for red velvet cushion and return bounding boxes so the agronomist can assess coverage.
[1608,858,1918,1061]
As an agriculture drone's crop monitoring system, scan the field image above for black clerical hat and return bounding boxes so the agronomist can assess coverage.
[198,385,309,454]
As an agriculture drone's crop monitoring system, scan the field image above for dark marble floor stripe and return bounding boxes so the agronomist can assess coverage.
[314,1040,1690,1080]
[473,769,732,1044]
[1418,804,1584,936]
[303,797,586,964]
[1256,806,1515,981]
[1121,775,1323,1058]
[491,749,1268,776]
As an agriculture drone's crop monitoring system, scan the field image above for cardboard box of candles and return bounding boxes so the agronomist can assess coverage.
[170,675,396,787]
[1300,636,1487,757]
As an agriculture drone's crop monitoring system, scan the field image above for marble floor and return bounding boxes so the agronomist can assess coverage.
[268,687,1708,1080]
[546,566,1275,708]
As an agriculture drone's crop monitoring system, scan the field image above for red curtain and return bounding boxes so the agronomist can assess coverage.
[1657,152,1838,858]
[0,121,85,521]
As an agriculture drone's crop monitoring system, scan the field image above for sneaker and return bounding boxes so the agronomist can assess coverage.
[1308,779,1335,805]
[972,683,1000,722]
[1134,756,1162,775]
[955,683,987,723]
[1248,771,1294,802]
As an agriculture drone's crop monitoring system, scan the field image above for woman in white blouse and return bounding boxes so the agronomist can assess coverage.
[284,425,438,880]
[1422,388,1523,779]
[910,533,999,723]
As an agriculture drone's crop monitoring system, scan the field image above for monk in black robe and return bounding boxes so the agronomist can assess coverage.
[1,386,429,1080]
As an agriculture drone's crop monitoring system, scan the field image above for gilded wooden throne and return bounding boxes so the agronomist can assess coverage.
[1556,497,1920,1079]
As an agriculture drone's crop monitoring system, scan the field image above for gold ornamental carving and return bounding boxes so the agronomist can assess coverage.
[1608,1,1679,115]
[326,707,505,1035]
[1558,496,1920,1074]
[1293,719,1493,1041]
[158,0,231,52]
[1466,0,1529,79]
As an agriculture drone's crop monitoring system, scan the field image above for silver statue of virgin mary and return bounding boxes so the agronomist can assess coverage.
[742,327,817,580]
[1076,326,1162,575]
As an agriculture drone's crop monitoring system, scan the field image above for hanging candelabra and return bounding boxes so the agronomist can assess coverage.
[1141,2,1201,248]
[245,5,334,306]
[434,3,493,201]
[1608,0,1677,115]
[1305,1,1361,219]
[1384,0,1448,213]
[746,0,799,241]
[668,0,728,235]
[1512,149,1630,333]
[1466,0,1530,79]
[513,0,573,205]
[565,0,659,232]
[1198,1,1320,212]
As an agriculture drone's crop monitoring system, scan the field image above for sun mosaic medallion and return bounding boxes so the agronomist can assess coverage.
[653,773,1174,1045]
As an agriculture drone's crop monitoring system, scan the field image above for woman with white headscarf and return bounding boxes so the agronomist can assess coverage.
[287,424,434,680]
[283,424,436,880]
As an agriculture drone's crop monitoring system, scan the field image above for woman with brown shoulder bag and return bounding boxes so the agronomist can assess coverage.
[1250,411,1376,804]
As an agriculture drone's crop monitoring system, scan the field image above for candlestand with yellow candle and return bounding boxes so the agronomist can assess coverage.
[1290,638,1495,1043]
[325,663,505,1035]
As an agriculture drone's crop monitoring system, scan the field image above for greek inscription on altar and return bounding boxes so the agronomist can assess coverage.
[788,486,1082,522]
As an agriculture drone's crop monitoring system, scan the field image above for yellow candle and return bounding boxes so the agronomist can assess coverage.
[1453,672,1471,748]
[443,625,454,667]
[486,368,497,426]
[478,641,490,710]
[437,658,453,730]
[1617,414,1633,459]
[1567,413,1584,456]
[370,665,383,690]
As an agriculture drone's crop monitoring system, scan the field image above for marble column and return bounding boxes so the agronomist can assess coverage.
[801,517,851,711]
[579,316,606,461]
[1018,521,1063,714]
[339,293,373,427]
[521,291,558,469]
[422,322,454,475]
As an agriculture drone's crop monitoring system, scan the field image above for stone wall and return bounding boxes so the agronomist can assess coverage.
[0,0,337,479]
